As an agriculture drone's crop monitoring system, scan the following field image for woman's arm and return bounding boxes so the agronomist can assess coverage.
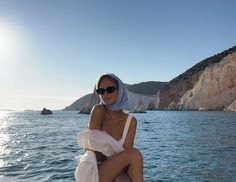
[123,117,137,149]
[87,104,107,162]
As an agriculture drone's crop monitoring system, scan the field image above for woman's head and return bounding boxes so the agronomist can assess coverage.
[95,74,128,111]
[96,74,119,105]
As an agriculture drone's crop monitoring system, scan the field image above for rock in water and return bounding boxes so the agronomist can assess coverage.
[41,108,52,115]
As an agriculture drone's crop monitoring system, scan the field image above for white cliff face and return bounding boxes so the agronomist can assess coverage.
[127,90,158,110]
[180,53,236,110]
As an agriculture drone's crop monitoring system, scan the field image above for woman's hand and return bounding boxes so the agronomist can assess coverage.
[95,151,107,163]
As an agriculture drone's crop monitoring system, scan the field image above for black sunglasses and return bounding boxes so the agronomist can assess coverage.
[96,86,117,95]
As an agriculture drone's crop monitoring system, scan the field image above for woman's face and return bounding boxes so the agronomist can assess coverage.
[98,78,118,105]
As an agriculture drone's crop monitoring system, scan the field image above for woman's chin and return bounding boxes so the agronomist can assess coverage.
[102,97,117,106]
[105,102,113,105]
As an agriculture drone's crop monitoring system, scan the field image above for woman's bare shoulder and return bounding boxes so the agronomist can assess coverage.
[88,104,106,130]
[91,104,106,115]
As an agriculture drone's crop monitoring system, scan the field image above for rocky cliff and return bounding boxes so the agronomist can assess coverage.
[64,46,236,112]
[127,90,158,110]
[64,93,94,111]
[224,100,236,112]
[158,46,236,110]
[126,81,166,95]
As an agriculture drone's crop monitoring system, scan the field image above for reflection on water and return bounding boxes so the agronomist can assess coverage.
[0,133,10,154]
[0,111,11,168]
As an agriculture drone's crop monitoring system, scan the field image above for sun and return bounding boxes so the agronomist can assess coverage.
[0,26,13,52]
[0,21,20,62]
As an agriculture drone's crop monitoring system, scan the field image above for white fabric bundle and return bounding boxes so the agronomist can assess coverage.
[75,150,98,182]
[75,129,125,182]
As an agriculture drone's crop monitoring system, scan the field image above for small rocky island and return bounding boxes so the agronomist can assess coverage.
[41,108,52,115]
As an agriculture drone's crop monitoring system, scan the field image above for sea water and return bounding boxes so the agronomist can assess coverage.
[0,111,235,182]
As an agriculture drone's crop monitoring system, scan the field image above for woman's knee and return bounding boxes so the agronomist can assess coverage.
[128,148,143,163]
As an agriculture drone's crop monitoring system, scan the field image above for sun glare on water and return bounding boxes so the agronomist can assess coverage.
[0,111,11,167]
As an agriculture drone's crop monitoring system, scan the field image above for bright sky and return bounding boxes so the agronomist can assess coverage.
[0,0,235,111]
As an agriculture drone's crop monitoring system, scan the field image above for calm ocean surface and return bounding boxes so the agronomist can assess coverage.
[0,111,236,182]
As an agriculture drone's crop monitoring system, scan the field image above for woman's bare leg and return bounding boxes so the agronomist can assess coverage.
[98,148,143,182]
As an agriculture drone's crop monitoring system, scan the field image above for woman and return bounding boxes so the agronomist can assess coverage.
[75,73,143,181]
[88,73,143,182]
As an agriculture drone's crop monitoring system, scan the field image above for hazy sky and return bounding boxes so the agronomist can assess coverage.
[0,0,235,110]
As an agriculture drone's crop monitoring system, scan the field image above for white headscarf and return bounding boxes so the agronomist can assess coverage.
[98,74,128,111]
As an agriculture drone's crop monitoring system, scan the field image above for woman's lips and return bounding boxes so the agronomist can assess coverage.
[103,97,110,102]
